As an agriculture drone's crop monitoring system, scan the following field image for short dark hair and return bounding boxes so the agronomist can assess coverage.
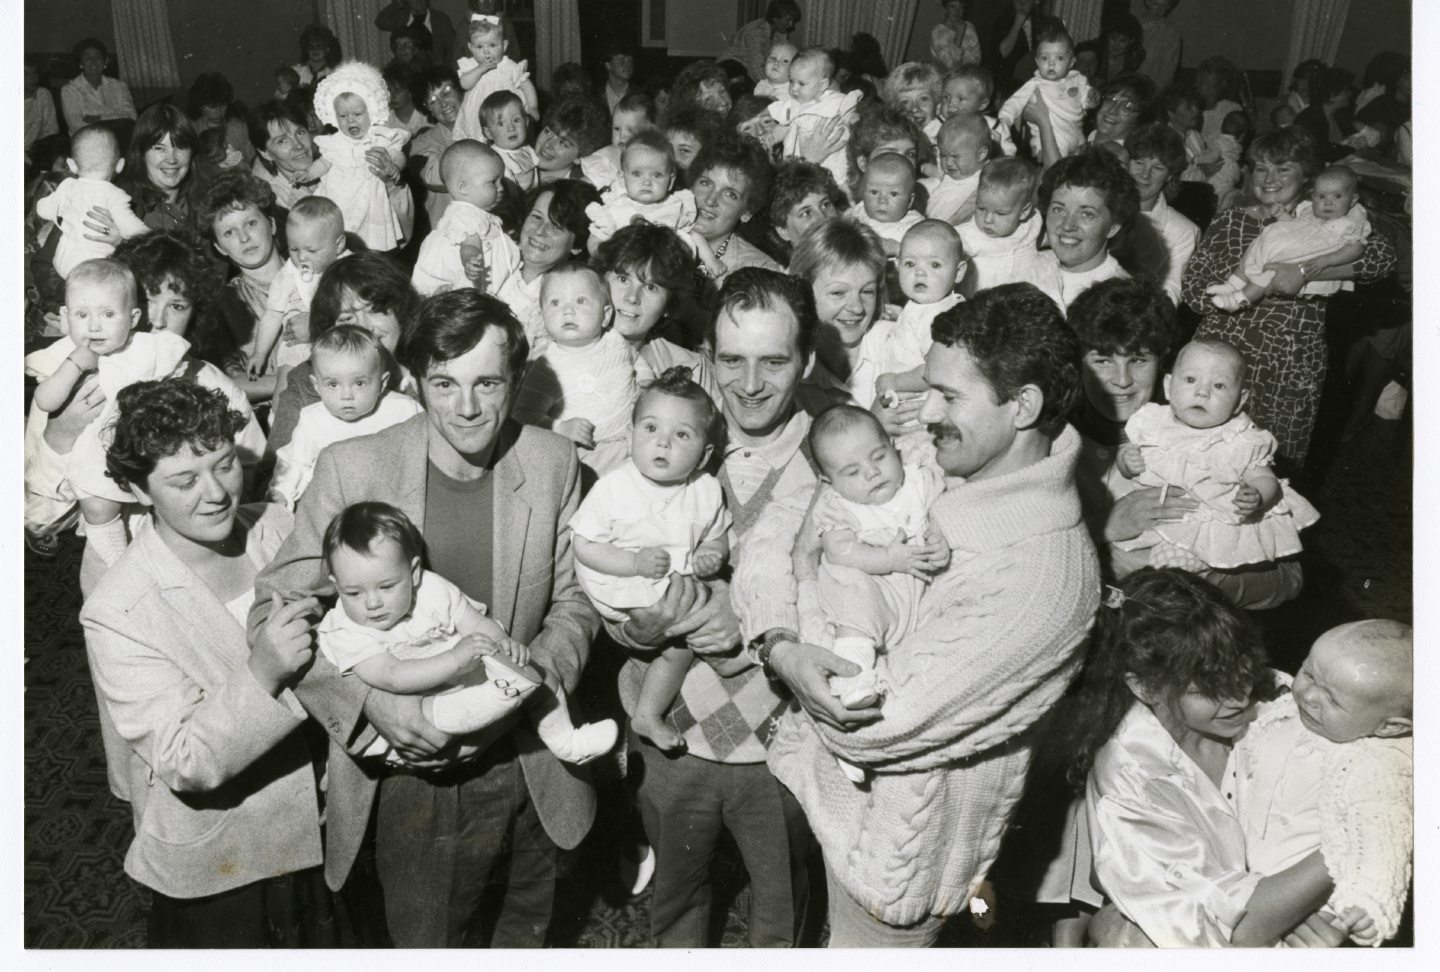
[541,97,610,158]
[635,366,723,447]
[480,88,525,121]
[1035,23,1074,51]
[1124,122,1186,184]
[1066,277,1178,360]
[690,132,772,215]
[930,283,1080,435]
[550,61,594,98]
[400,289,528,388]
[112,230,243,372]
[768,159,845,228]
[519,178,603,255]
[593,223,698,298]
[614,91,657,124]
[275,65,300,86]
[1161,82,1200,116]
[186,72,234,118]
[105,379,248,491]
[708,267,819,358]
[1038,149,1140,251]
[808,404,886,476]
[766,0,801,25]
[196,169,276,236]
[73,37,108,62]
[310,251,422,340]
[389,24,433,54]
[246,98,309,165]
[323,501,424,571]
[382,61,428,109]
[1196,56,1241,103]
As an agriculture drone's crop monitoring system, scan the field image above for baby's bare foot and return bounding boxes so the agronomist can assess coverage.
[632,712,687,753]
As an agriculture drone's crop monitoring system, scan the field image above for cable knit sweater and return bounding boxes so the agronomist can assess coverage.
[739,425,1100,926]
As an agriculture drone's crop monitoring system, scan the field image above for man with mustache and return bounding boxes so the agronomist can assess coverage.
[736,282,1102,945]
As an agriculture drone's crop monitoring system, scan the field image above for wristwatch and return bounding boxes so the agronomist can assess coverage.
[749,627,798,679]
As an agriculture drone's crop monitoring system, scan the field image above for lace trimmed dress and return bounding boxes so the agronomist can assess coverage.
[315,126,409,250]
[1115,403,1319,570]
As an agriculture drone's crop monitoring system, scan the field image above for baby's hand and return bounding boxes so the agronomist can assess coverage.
[885,534,931,579]
[283,312,311,345]
[692,550,725,578]
[448,635,490,673]
[1232,483,1263,518]
[1117,443,1146,478]
[1339,906,1378,946]
[68,342,100,373]
[634,547,671,579]
[554,417,596,448]
[918,530,951,573]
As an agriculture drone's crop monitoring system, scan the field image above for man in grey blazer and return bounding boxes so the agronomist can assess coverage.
[249,289,600,946]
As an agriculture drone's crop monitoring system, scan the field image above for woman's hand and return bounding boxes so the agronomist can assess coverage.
[769,639,882,731]
[796,115,845,163]
[248,593,321,695]
[82,205,121,245]
[365,147,400,185]
[1021,90,1053,130]
[42,375,104,454]
[1261,262,1306,297]
[1103,486,1200,543]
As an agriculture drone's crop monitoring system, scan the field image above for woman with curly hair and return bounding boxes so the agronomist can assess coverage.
[669,60,734,121]
[495,180,604,349]
[1063,567,1341,947]
[1031,149,1140,312]
[534,97,611,185]
[294,24,342,87]
[81,378,337,947]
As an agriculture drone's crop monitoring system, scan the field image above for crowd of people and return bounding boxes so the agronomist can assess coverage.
[22,0,1412,950]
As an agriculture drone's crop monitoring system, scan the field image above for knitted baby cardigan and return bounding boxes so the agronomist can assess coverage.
[741,426,1100,926]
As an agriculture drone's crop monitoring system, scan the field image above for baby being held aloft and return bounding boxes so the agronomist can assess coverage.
[253,196,349,376]
[571,369,731,751]
[996,25,1097,160]
[318,502,617,766]
[1208,165,1370,311]
[797,406,950,782]
[454,13,538,143]
[1235,620,1413,946]
[308,62,409,250]
[957,157,1042,293]
[876,220,965,405]
[584,131,697,252]
[1116,339,1319,572]
[412,140,520,297]
[268,326,422,509]
[34,125,149,279]
[511,262,647,476]
[770,48,862,187]
[848,152,925,255]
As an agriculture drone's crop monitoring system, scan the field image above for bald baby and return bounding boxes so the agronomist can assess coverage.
[1294,619,1413,743]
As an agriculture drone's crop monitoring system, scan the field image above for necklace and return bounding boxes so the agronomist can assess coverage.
[712,234,732,260]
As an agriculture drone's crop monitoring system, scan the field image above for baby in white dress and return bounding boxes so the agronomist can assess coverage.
[252,196,349,376]
[267,326,422,509]
[318,501,617,766]
[754,40,797,99]
[572,369,730,751]
[848,152,924,255]
[35,125,148,279]
[769,48,863,188]
[26,259,191,564]
[956,157,1041,292]
[584,130,697,252]
[875,220,965,405]
[1234,621,1413,946]
[579,92,655,193]
[454,14,538,144]
[1116,340,1319,572]
[1208,166,1370,311]
[511,263,649,477]
[411,140,520,297]
[996,25,1096,160]
[921,113,991,226]
[308,61,409,251]
[797,406,949,782]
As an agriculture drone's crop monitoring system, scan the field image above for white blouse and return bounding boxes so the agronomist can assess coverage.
[1087,702,1262,947]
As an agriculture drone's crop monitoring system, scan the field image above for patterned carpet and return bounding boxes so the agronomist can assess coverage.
[24,411,1412,948]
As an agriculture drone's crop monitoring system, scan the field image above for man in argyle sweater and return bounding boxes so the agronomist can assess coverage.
[606,269,839,946]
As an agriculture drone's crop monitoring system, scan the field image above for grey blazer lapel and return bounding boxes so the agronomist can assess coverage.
[140,525,248,671]
[490,425,531,630]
